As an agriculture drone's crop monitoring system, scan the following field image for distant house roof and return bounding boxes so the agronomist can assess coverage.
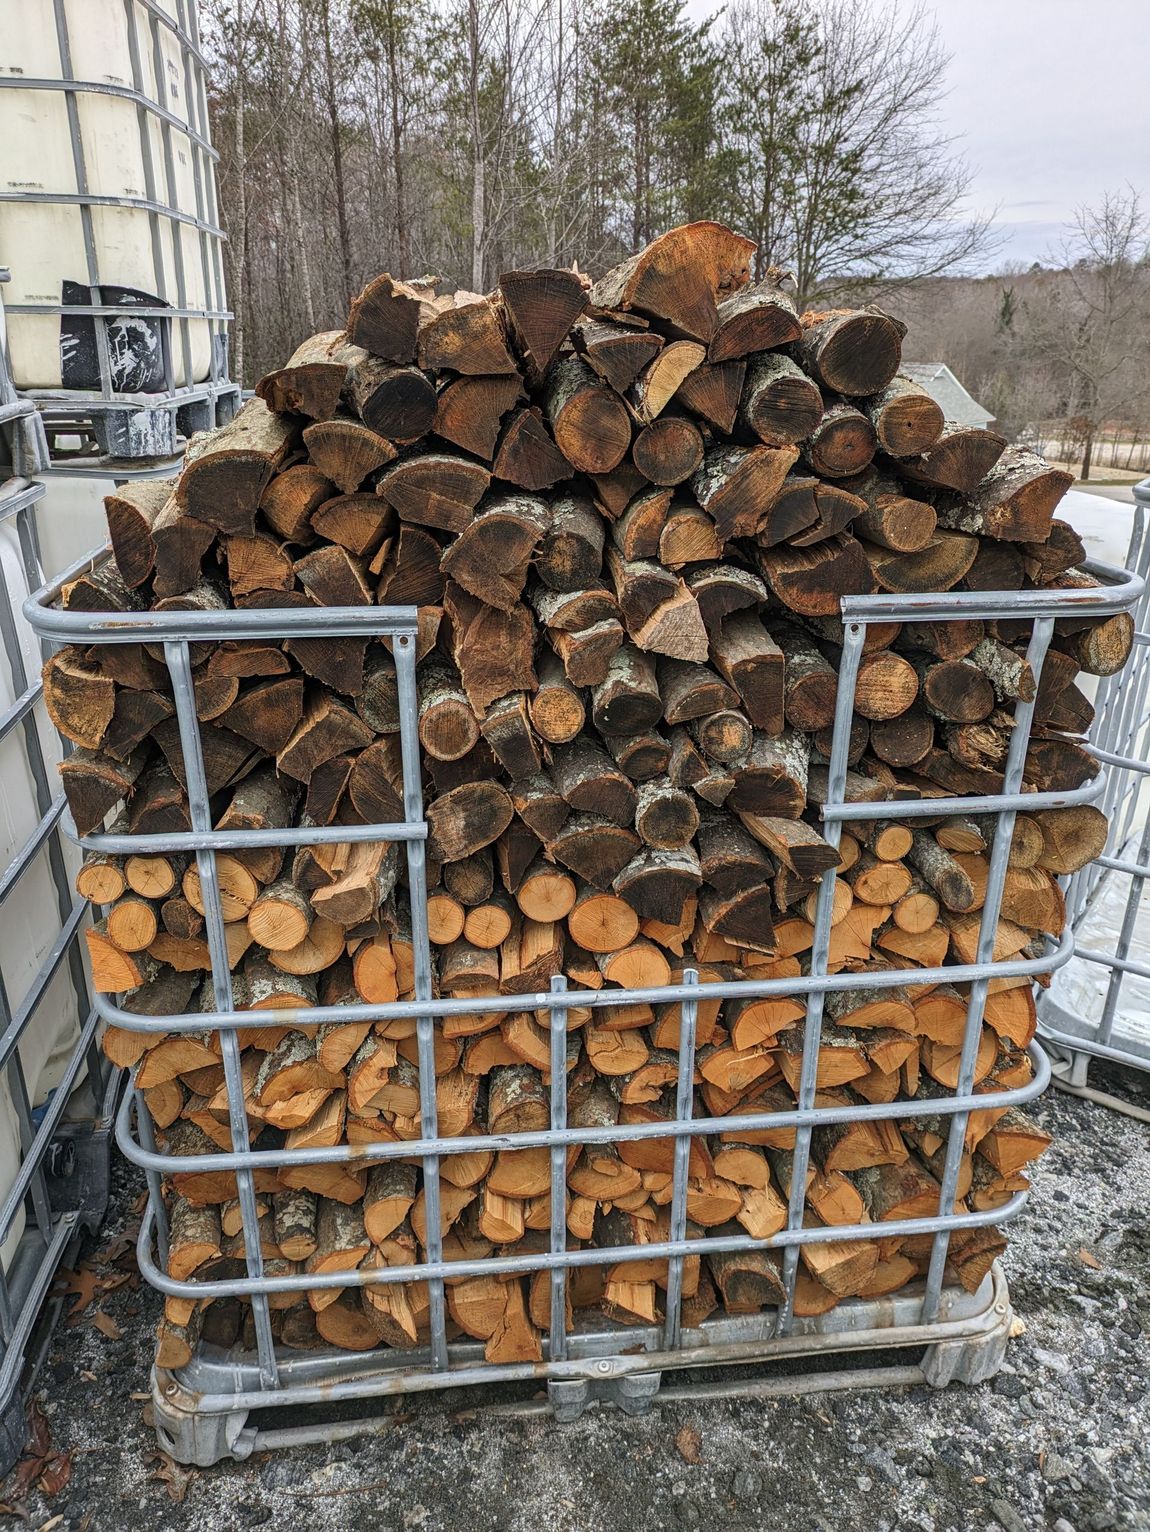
[901,362,996,429]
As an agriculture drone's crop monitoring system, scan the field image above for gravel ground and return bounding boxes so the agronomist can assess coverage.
[1,1061,1147,1532]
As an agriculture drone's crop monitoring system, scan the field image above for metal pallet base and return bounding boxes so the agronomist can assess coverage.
[152,1267,1012,1466]
[32,382,241,465]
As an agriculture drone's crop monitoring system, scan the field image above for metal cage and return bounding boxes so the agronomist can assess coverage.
[26,550,1145,1466]
[0,480,114,1475]
[0,0,239,463]
[1038,479,1150,1083]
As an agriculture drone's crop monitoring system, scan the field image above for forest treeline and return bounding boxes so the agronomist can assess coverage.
[202,0,1150,476]
[203,0,982,381]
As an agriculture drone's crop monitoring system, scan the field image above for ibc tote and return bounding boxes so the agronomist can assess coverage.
[0,0,228,396]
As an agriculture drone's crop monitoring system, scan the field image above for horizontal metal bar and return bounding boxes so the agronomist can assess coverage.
[0,401,42,427]
[822,772,1105,822]
[136,1191,1028,1303]
[100,926,1070,1037]
[1039,1022,1150,1071]
[0,190,224,238]
[0,797,67,906]
[1093,851,1150,878]
[0,76,220,160]
[0,900,88,1073]
[8,305,232,322]
[117,1042,1051,1178]
[28,553,1142,648]
[35,457,185,480]
[840,557,1143,623]
[1088,743,1150,773]
[0,480,48,520]
[28,382,237,408]
[0,679,42,746]
[1071,944,1150,982]
[77,819,426,856]
[27,551,418,642]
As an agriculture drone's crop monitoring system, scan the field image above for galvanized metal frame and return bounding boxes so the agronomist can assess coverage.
[25,549,1144,1462]
[0,480,113,1472]
[0,0,238,459]
[1039,478,1150,1080]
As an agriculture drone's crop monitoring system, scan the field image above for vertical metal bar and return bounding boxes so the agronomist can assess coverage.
[1096,806,1150,1048]
[4,1042,52,1241]
[147,10,193,394]
[0,1258,14,1343]
[777,619,864,1334]
[547,975,568,1363]
[392,631,448,1369]
[662,968,697,1352]
[175,0,217,392]
[134,1084,170,1261]
[920,615,1055,1320]
[11,496,94,1064]
[51,0,116,401]
[123,0,174,394]
[163,641,278,1384]
[175,0,226,390]
[0,537,72,1234]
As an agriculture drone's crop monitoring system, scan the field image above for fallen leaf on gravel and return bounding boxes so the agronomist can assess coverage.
[5,1461,40,1506]
[675,1426,702,1464]
[1078,1246,1102,1270]
[35,1518,63,1532]
[26,1404,51,1461]
[58,1267,99,1326]
[147,1451,195,1504]
[37,1454,71,1498]
[91,1311,121,1341]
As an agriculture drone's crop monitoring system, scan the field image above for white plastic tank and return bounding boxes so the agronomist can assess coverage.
[0,491,87,1270]
[0,0,227,393]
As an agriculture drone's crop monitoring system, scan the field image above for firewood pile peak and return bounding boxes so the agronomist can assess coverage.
[46,219,1133,1361]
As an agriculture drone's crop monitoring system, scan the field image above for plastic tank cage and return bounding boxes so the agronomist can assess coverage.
[1039,480,1150,1086]
[0,480,113,1475]
[27,553,1144,1466]
[0,0,239,462]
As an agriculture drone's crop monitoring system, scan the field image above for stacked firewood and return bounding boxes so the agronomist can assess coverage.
[48,222,1130,1362]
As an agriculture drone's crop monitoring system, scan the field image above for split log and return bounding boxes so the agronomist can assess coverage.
[177,397,294,534]
[255,330,345,420]
[589,222,756,342]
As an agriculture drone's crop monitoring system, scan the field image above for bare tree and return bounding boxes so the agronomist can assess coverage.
[718,0,995,305]
[1023,189,1150,478]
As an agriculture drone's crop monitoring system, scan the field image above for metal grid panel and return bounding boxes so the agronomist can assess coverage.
[1038,479,1150,1077]
[26,550,1145,1459]
[0,0,236,456]
[0,479,111,1469]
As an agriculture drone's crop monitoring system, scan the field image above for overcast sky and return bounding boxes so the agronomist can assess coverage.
[929,0,1150,268]
[689,0,1150,271]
